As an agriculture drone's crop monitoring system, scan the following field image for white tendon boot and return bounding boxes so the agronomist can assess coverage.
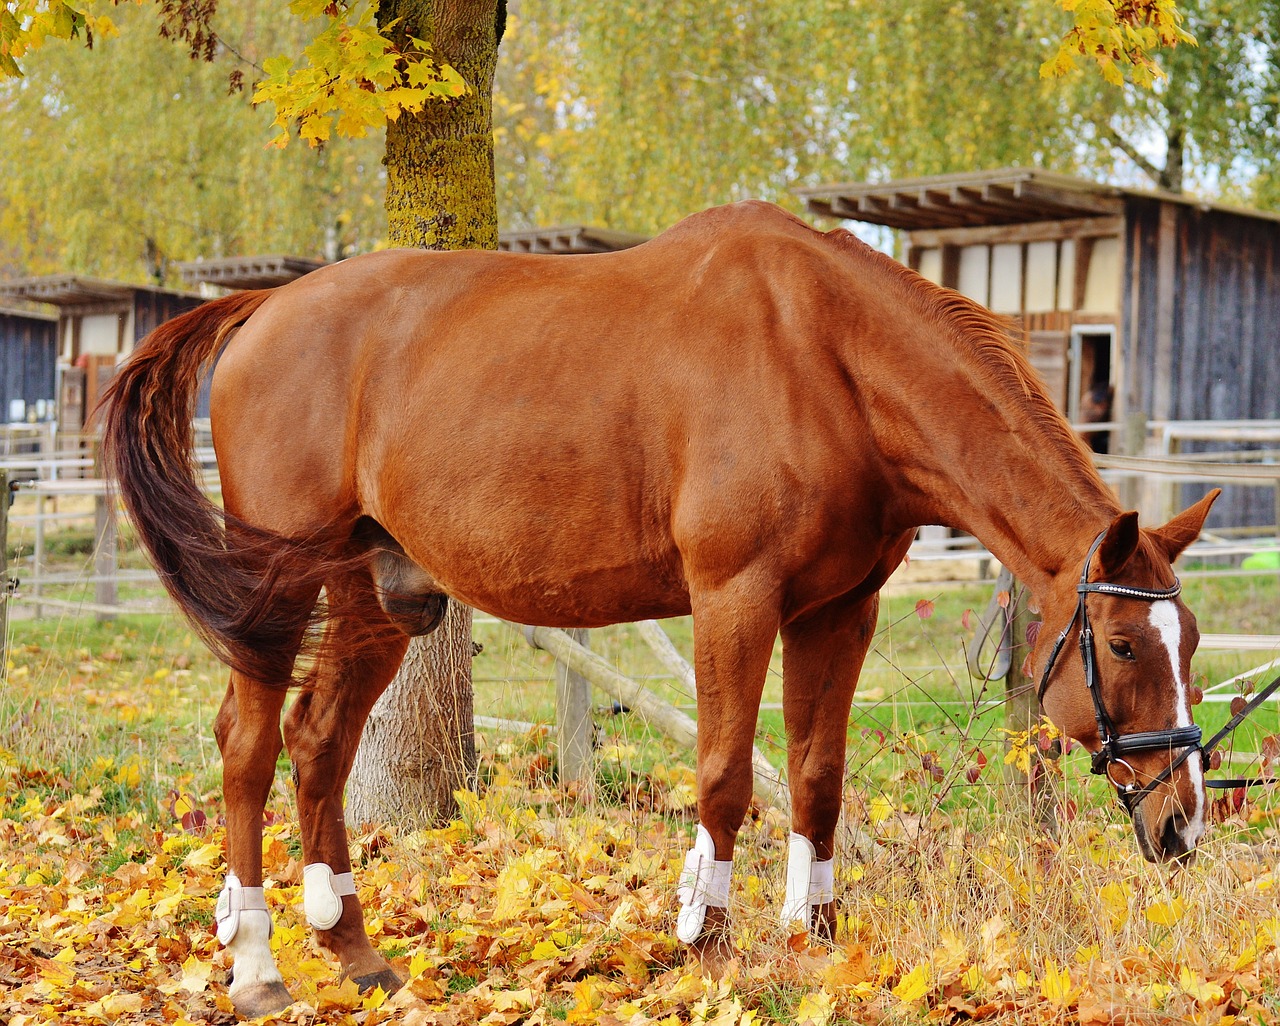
[302,863,357,931]
[780,833,834,930]
[676,824,733,943]
[217,873,286,1003]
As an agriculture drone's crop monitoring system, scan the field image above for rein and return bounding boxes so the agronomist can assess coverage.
[1037,531,1280,815]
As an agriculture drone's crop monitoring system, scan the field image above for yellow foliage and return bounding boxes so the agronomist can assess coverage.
[1144,897,1187,927]
[892,962,931,1004]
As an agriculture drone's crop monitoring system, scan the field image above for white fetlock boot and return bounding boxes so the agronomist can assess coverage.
[302,863,357,931]
[676,824,733,943]
[217,872,290,1013]
[779,833,834,931]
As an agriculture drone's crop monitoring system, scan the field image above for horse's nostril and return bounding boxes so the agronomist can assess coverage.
[1160,812,1196,862]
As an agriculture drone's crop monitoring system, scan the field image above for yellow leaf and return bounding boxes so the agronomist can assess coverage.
[892,962,931,1004]
[1040,957,1073,1006]
[152,890,185,919]
[530,938,562,960]
[178,954,213,994]
[317,977,363,1012]
[1098,880,1131,927]
[565,978,605,1023]
[181,843,223,870]
[1178,965,1226,1006]
[1145,897,1186,927]
[793,989,835,1026]
[493,989,534,1012]
[99,993,145,1016]
[868,795,894,825]
[407,949,432,978]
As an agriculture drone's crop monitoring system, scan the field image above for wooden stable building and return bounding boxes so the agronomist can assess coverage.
[0,276,202,431]
[799,167,1280,527]
[0,306,58,428]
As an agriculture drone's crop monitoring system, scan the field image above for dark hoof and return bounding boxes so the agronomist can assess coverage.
[352,968,404,996]
[686,907,738,979]
[231,980,294,1018]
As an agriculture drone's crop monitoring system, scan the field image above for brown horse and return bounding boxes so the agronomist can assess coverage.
[103,201,1217,1017]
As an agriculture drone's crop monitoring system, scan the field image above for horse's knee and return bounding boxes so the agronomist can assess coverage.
[696,752,755,844]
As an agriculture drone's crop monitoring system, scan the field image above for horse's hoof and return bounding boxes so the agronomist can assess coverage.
[686,907,738,979]
[231,980,295,1018]
[352,967,404,996]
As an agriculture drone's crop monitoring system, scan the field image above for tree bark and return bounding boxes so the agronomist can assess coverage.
[345,0,502,829]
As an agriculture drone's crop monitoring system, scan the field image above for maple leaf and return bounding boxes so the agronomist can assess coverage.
[1039,957,1075,1006]
[892,962,931,1004]
[1144,897,1187,927]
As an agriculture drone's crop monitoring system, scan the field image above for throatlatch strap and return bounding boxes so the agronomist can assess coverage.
[215,872,270,946]
[675,825,732,944]
[780,833,834,929]
[302,863,357,931]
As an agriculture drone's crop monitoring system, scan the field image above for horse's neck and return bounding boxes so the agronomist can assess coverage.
[874,342,1120,600]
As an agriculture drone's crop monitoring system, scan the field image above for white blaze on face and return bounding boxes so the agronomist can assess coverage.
[1149,600,1205,842]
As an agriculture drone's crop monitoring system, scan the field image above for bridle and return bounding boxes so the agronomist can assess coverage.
[1036,531,1280,816]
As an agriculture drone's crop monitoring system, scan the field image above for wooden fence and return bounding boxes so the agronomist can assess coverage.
[0,421,1276,810]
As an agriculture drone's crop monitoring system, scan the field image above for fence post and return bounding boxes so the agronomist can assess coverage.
[555,627,594,788]
[94,480,117,622]
[1004,579,1059,831]
[1120,412,1147,511]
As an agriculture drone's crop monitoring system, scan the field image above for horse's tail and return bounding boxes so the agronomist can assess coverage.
[102,289,316,686]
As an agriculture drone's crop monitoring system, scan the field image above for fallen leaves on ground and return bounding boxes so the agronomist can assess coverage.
[4,739,1280,1025]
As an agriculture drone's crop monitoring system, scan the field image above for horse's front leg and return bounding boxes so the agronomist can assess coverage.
[213,677,293,1017]
[282,574,411,996]
[677,586,779,972]
[778,591,880,940]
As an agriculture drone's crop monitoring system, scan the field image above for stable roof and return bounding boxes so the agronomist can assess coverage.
[176,255,327,290]
[0,274,197,308]
[797,166,1280,231]
[498,225,648,254]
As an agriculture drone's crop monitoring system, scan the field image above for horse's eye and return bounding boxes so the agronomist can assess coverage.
[1109,639,1135,660]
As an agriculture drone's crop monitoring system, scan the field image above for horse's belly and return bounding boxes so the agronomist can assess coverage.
[446,565,693,629]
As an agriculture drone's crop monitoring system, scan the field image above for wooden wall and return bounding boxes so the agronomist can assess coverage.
[1124,198,1280,527]
[133,290,204,344]
[0,310,57,422]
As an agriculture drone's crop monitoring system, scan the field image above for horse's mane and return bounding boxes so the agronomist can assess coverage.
[821,225,1104,498]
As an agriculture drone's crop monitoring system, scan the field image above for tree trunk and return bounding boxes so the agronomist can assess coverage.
[345,0,502,829]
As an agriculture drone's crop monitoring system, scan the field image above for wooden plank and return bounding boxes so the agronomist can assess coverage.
[1028,330,1069,409]
[1150,202,1178,420]
[906,213,1126,249]
[1012,179,1124,218]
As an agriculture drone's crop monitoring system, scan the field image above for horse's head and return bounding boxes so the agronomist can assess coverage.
[1033,490,1220,863]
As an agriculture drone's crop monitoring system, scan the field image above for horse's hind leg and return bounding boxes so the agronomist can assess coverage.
[282,565,411,993]
[778,592,880,940]
[213,671,297,1016]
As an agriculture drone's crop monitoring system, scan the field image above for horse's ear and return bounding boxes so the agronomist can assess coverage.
[1096,510,1140,576]
[1150,488,1221,562]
